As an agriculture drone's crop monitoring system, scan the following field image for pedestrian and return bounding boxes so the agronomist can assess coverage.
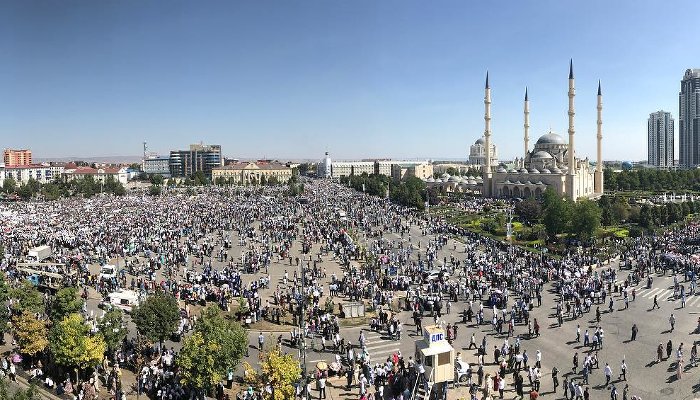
[667,340,673,360]
[551,366,559,393]
[652,295,660,309]
[670,313,676,332]
[258,332,264,351]
[631,324,638,341]
[576,324,581,342]
[318,375,326,399]
[572,352,579,373]
[618,360,627,381]
[657,343,664,362]
[610,384,618,400]
[604,363,612,386]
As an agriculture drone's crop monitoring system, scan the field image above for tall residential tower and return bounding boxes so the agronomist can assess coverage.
[679,69,700,168]
[648,111,674,169]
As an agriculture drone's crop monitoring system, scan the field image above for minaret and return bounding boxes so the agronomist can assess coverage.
[483,71,493,197]
[524,87,530,158]
[566,59,576,200]
[595,80,604,193]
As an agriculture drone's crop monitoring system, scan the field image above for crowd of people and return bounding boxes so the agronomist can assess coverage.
[1,178,699,399]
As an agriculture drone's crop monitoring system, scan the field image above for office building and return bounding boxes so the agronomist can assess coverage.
[679,69,700,168]
[143,156,171,178]
[648,111,674,168]
[212,161,292,185]
[169,143,222,178]
[3,149,32,166]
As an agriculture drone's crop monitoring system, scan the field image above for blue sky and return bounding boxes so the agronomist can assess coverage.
[0,0,697,161]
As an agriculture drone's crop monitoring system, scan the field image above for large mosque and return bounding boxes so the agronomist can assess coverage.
[428,61,603,201]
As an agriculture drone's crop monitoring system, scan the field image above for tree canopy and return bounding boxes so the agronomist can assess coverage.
[131,290,180,346]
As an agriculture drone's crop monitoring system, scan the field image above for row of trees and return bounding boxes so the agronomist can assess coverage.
[514,189,602,241]
[340,173,428,210]
[1,175,126,199]
[605,167,700,192]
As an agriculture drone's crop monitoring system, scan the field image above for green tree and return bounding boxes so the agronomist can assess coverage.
[50,287,83,321]
[148,184,162,196]
[16,185,33,200]
[569,199,602,241]
[541,188,569,239]
[177,307,248,394]
[514,198,542,225]
[10,282,44,315]
[131,290,180,349]
[42,182,61,200]
[2,176,17,193]
[149,174,164,186]
[50,313,106,383]
[98,309,127,355]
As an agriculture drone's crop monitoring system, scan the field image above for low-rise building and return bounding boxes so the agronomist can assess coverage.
[143,156,171,178]
[63,166,128,185]
[3,164,60,184]
[391,162,434,181]
[212,161,293,185]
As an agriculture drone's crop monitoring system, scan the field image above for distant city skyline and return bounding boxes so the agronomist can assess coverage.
[2,1,699,161]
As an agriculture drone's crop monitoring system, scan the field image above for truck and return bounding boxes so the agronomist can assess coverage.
[27,245,52,262]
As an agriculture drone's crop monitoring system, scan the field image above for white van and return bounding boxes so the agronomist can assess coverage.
[103,290,140,313]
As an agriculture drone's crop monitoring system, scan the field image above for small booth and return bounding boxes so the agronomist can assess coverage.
[340,302,365,318]
[415,325,455,384]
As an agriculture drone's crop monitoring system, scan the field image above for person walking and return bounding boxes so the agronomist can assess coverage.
[604,363,612,386]
[670,314,676,332]
[652,295,660,309]
[258,332,265,351]
[657,343,664,362]
[551,366,559,393]
[618,360,627,381]
[631,324,638,341]
[576,324,581,342]
[318,375,326,399]
[572,352,579,373]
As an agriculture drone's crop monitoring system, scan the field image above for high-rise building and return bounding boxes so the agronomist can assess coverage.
[169,143,222,178]
[679,69,700,168]
[3,148,32,166]
[648,111,674,168]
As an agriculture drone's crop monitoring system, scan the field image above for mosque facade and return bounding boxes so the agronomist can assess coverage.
[428,61,604,201]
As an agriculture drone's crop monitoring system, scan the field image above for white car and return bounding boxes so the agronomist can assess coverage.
[99,265,117,281]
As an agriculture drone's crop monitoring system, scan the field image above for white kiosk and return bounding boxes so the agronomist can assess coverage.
[415,325,455,384]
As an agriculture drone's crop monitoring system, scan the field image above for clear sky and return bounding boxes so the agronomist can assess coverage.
[1,0,697,161]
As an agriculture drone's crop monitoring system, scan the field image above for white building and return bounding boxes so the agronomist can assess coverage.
[648,111,674,169]
[143,156,171,177]
[330,161,375,178]
[468,137,498,166]
[63,166,129,185]
[3,164,61,185]
[317,152,332,178]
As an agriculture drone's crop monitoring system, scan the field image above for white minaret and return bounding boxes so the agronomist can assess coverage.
[567,60,576,199]
[483,71,493,197]
[595,81,603,194]
[524,87,530,158]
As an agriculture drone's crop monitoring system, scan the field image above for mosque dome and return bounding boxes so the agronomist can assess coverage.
[532,150,554,159]
[427,177,435,183]
[448,176,460,183]
[475,137,485,145]
[536,132,567,145]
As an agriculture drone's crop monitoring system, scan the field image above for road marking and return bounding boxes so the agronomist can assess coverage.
[642,288,662,298]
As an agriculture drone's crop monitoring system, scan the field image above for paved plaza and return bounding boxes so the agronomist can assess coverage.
[2,180,700,400]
